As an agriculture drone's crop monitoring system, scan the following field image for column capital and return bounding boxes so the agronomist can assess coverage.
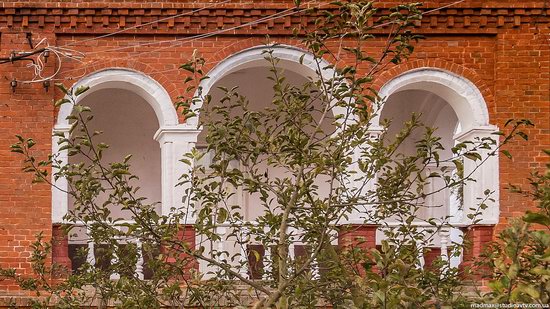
[454,125,499,142]
[153,125,202,144]
[366,125,384,137]
[53,124,72,133]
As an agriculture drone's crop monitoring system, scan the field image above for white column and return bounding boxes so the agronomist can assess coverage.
[262,244,272,280]
[154,125,201,219]
[287,226,297,267]
[449,227,463,268]
[110,253,120,280]
[423,164,438,220]
[342,126,383,225]
[86,226,96,266]
[424,163,456,221]
[448,166,463,225]
[416,240,425,269]
[52,125,71,223]
[238,225,250,278]
[136,240,144,280]
[454,126,499,225]
[439,228,450,264]
[215,225,227,265]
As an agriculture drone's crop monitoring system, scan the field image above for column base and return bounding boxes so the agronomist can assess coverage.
[161,225,198,279]
[338,224,378,250]
[52,224,72,277]
[459,225,494,280]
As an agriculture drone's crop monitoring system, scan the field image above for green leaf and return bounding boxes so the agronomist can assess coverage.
[516,131,529,141]
[507,262,519,280]
[515,283,540,299]
[180,63,195,73]
[54,98,70,107]
[464,152,482,161]
[10,145,23,154]
[74,85,90,96]
[501,150,512,159]
[55,83,69,95]
[217,208,228,224]
[523,212,550,226]
[252,250,261,262]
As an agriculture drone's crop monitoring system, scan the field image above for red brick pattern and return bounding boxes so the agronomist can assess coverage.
[0,0,549,295]
[51,224,71,272]
[460,225,494,279]
[161,225,198,277]
[423,247,443,269]
[1,3,549,36]
[338,224,377,251]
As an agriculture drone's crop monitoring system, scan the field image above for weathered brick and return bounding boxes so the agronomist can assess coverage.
[0,0,548,297]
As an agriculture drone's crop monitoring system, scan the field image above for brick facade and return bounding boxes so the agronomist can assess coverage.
[0,0,548,297]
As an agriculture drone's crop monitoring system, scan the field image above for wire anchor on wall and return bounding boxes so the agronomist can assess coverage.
[0,33,85,93]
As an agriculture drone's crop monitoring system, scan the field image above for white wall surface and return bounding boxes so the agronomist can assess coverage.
[68,88,162,219]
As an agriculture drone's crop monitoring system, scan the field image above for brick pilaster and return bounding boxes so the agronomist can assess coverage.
[161,225,198,278]
[51,224,72,272]
[337,224,378,275]
[460,225,494,280]
[338,224,378,250]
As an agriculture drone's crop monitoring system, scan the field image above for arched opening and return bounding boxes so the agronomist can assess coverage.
[68,88,162,218]
[375,68,499,268]
[198,66,336,222]
[66,88,162,276]
[380,89,459,221]
[195,46,340,277]
[53,69,182,223]
[51,69,189,278]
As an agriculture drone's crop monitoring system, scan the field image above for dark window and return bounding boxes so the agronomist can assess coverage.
[247,244,265,280]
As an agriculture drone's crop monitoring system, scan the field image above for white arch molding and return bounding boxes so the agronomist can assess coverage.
[193,45,369,223]
[52,68,200,223]
[194,45,358,276]
[190,44,355,127]
[377,68,500,225]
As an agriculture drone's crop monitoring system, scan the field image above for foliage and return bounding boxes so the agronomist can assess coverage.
[476,150,550,305]
[1,1,536,308]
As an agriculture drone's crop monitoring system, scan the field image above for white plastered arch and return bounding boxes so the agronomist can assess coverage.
[376,68,500,225]
[189,44,352,127]
[56,68,179,128]
[376,68,491,134]
[52,69,200,223]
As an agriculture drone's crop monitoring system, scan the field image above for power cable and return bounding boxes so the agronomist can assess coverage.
[54,1,323,80]
[1,1,236,85]
[85,3,316,56]
[47,0,466,81]
[101,0,468,79]
[58,0,233,49]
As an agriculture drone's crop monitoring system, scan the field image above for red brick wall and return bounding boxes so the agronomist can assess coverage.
[0,31,55,294]
[0,0,548,296]
[161,225,198,278]
[338,225,377,251]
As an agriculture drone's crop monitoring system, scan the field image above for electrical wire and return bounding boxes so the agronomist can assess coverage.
[5,1,237,84]
[85,0,468,79]
[19,48,62,84]
[16,40,86,84]
[53,1,324,80]
[58,0,465,80]
[85,3,317,56]
[13,0,466,83]
[58,0,233,49]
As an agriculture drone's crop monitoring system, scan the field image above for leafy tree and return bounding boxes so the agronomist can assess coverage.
[475,150,550,305]
[1,1,535,308]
